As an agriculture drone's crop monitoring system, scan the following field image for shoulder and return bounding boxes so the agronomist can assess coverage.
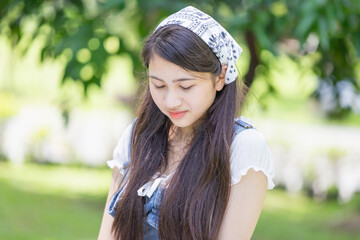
[232,116,267,151]
[232,128,268,150]
[106,120,134,171]
[230,117,275,189]
[114,121,134,155]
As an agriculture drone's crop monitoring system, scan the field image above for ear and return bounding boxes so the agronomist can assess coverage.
[215,65,227,91]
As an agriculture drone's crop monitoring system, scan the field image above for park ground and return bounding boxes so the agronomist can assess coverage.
[1,161,360,240]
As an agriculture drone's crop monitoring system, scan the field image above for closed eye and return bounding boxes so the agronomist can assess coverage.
[154,85,165,89]
[181,86,193,90]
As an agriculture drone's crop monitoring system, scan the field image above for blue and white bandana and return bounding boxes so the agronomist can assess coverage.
[155,6,243,84]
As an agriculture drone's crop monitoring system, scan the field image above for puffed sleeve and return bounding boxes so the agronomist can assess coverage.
[230,128,275,189]
[106,122,133,175]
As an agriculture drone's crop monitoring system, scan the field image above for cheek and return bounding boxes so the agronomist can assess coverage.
[191,87,217,110]
[204,92,216,109]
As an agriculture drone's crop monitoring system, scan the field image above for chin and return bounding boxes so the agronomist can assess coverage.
[168,118,193,128]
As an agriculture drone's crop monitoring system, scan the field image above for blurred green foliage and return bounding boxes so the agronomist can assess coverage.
[1,0,359,118]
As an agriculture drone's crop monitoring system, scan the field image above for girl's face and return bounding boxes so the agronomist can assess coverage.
[149,54,224,132]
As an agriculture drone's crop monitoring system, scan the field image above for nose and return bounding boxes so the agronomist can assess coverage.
[164,89,182,109]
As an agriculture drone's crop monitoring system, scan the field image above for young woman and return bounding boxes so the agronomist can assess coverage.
[98,6,275,240]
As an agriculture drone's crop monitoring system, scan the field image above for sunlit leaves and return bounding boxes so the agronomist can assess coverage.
[103,36,119,54]
[1,0,359,117]
[88,37,100,50]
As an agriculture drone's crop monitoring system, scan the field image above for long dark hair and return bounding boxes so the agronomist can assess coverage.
[112,24,246,240]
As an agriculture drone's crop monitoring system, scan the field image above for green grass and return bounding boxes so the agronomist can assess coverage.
[0,162,111,240]
[254,189,360,240]
[1,162,359,240]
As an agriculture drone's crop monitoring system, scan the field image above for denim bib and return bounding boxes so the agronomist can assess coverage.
[108,118,253,239]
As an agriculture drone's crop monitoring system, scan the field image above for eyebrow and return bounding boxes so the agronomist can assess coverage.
[149,75,196,82]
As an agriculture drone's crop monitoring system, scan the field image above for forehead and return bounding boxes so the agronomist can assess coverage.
[149,54,188,75]
[148,54,213,81]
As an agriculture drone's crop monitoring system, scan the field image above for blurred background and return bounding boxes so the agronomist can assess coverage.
[0,0,359,239]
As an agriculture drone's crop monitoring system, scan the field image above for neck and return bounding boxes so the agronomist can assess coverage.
[169,125,193,144]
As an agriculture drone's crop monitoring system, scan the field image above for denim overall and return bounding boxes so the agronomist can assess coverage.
[108,118,253,239]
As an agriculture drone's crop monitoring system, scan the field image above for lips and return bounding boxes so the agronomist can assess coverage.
[169,111,187,119]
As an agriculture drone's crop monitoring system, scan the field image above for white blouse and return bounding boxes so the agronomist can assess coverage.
[107,117,275,198]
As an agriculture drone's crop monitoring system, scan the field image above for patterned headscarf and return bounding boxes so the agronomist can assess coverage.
[155,6,243,84]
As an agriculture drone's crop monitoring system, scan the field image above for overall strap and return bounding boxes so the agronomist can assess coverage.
[232,118,254,139]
